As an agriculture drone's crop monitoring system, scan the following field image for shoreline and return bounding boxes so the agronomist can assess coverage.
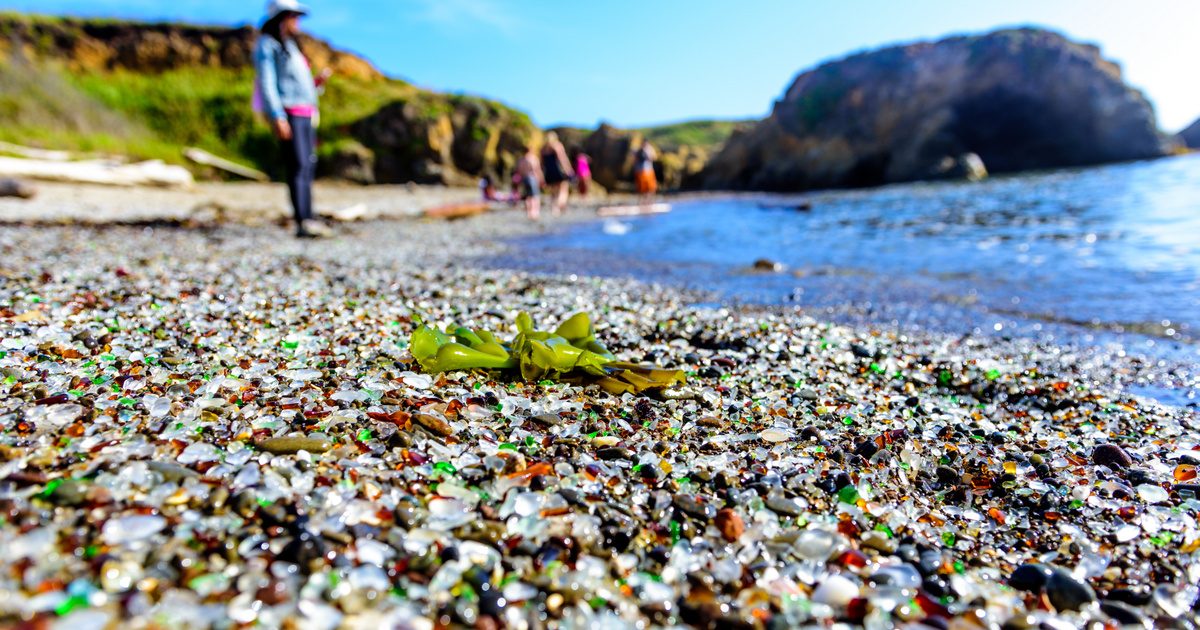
[0,195,1198,627]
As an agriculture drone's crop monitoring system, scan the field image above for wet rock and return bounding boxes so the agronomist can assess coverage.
[1092,444,1133,470]
[752,259,784,273]
[0,178,36,199]
[935,466,961,485]
[928,153,989,182]
[596,447,634,461]
[702,29,1170,192]
[1045,569,1096,612]
[1100,601,1148,626]
[1008,563,1053,593]
[1105,586,1152,607]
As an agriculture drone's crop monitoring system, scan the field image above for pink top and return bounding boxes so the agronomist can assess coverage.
[284,104,317,117]
[576,156,591,179]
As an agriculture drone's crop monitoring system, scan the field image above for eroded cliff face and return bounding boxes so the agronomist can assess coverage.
[703,28,1171,192]
[0,16,380,79]
[0,15,539,185]
[352,95,540,186]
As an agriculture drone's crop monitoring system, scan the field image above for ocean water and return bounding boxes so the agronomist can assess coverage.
[496,154,1200,367]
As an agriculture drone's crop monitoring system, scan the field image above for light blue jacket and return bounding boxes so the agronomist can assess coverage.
[254,36,317,122]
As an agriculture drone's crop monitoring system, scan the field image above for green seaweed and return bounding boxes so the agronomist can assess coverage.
[408,312,685,395]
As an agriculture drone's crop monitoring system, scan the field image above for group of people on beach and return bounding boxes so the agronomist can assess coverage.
[488,133,658,221]
[485,132,584,221]
[254,0,660,236]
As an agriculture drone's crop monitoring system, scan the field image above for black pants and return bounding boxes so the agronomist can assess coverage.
[281,114,316,226]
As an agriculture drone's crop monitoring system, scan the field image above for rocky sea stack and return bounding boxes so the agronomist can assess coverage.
[1179,119,1200,150]
[703,28,1172,192]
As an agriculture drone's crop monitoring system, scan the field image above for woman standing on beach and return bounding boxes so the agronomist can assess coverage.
[540,132,574,215]
[255,0,331,239]
[516,145,543,220]
[633,141,658,202]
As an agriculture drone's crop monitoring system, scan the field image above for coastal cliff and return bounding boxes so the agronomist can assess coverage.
[0,14,538,185]
[702,28,1172,191]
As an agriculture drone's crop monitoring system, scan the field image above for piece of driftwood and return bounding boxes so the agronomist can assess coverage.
[0,141,76,162]
[0,178,36,199]
[183,148,269,182]
[0,156,193,189]
[423,202,491,220]
[326,203,369,222]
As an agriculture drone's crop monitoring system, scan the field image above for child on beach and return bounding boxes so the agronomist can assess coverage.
[516,146,543,220]
[480,175,498,201]
[575,153,592,197]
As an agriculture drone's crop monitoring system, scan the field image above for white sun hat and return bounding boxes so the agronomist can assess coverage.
[265,0,309,20]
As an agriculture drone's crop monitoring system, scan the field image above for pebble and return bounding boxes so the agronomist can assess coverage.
[177,442,221,464]
[935,465,960,485]
[1092,444,1134,469]
[147,461,199,483]
[530,413,560,427]
[870,563,922,590]
[596,447,633,461]
[674,494,716,521]
[860,530,897,553]
[590,435,621,447]
[1008,563,1053,593]
[102,515,166,546]
[45,479,88,506]
[811,574,860,607]
[255,437,333,454]
[1152,584,1197,618]
[765,495,804,517]
[760,428,791,443]
[795,528,842,561]
[413,413,453,437]
[752,259,784,272]
[714,508,744,543]
[1136,484,1169,504]
[1100,601,1148,626]
[1045,569,1097,612]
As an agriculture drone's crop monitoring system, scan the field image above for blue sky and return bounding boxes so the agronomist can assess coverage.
[3,0,1197,131]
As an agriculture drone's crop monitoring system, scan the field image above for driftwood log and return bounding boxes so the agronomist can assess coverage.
[0,156,193,189]
[183,148,269,182]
